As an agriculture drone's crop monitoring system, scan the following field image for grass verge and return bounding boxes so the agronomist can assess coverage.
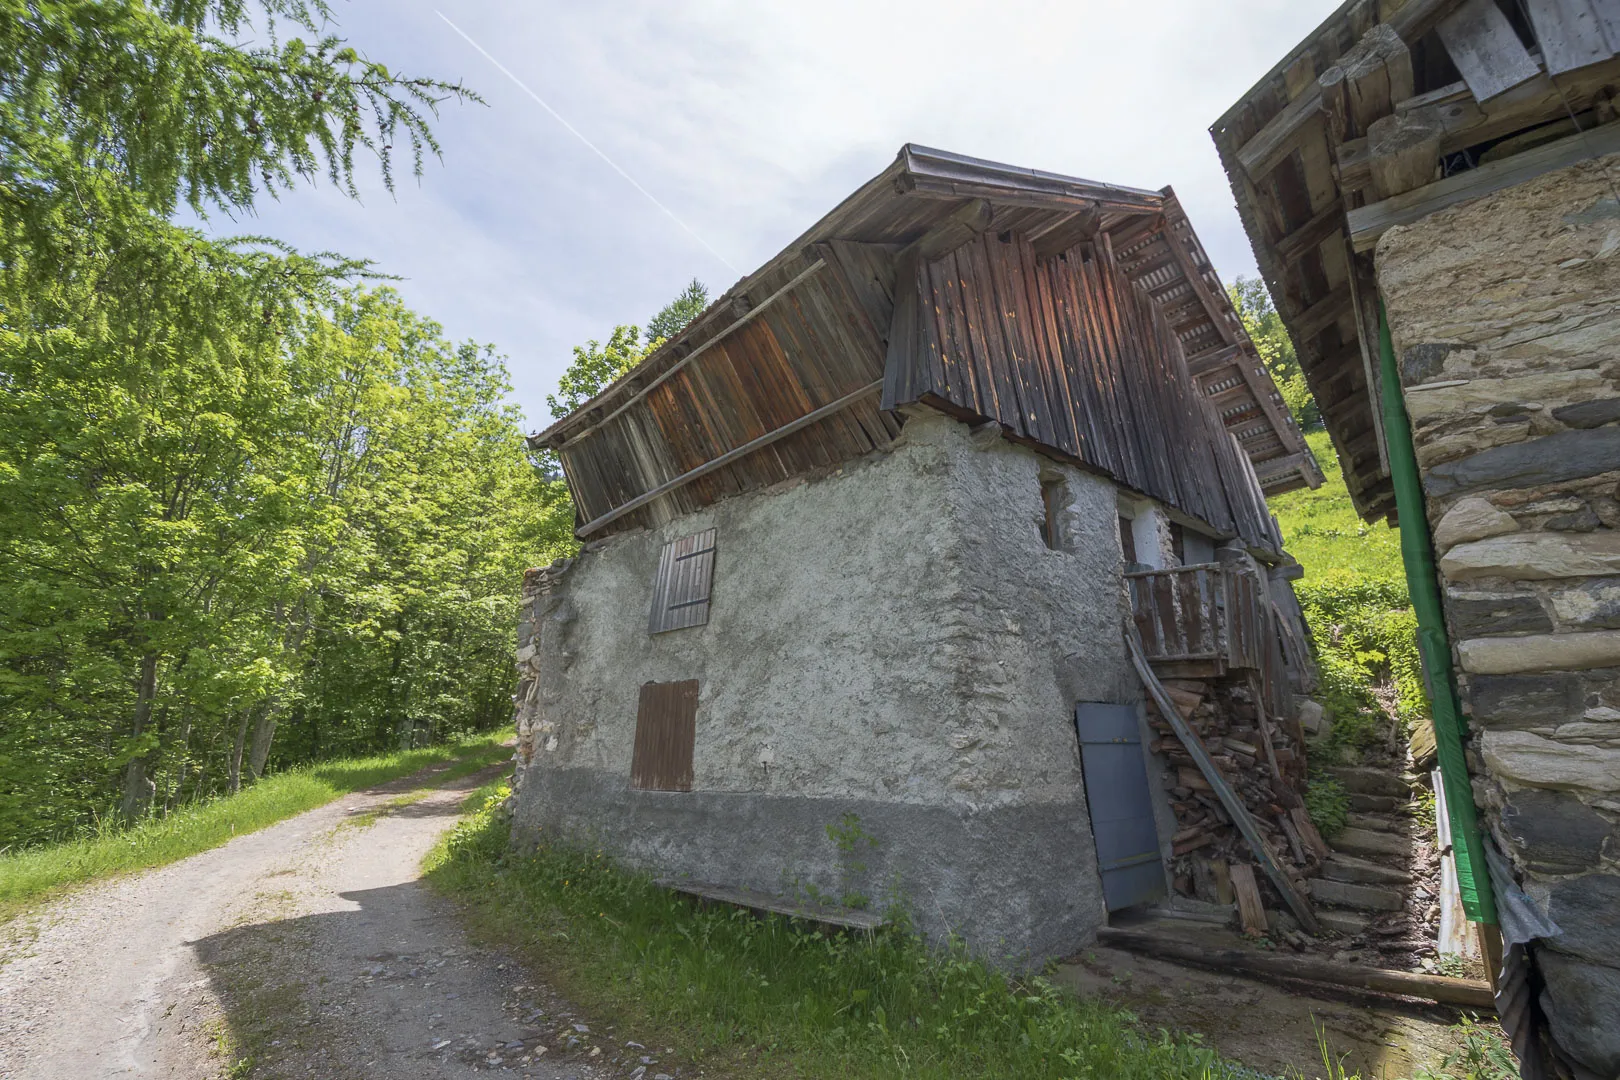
[425,787,1269,1080]
[0,733,512,920]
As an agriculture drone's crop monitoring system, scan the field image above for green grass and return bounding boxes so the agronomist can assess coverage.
[427,789,1271,1080]
[1269,431,1404,582]
[0,732,511,920]
[1270,432,1426,765]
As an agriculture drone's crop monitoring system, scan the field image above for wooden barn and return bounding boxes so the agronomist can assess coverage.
[1212,2,1620,1076]
[510,145,1325,964]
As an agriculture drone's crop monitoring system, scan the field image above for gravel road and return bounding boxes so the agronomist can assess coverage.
[0,760,662,1080]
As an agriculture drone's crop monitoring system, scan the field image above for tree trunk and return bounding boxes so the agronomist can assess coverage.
[228,708,251,794]
[119,653,160,823]
[246,704,280,782]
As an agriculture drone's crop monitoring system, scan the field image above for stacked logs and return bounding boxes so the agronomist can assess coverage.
[1147,675,1330,924]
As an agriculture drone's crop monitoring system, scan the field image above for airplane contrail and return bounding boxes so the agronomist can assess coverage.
[435,10,741,275]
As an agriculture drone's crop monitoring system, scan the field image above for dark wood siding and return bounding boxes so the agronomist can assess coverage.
[885,232,1283,554]
[631,680,699,792]
[648,530,718,634]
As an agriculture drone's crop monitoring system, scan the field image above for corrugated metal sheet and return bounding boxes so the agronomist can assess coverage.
[648,530,717,634]
[631,680,699,792]
[1075,702,1166,911]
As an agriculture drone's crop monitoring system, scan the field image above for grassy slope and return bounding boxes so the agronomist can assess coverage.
[428,787,1261,1080]
[1269,430,1404,583]
[0,733,512,919]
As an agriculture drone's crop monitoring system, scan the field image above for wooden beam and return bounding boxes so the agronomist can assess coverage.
[1275,204,1348,266]
[1095,927,1498,1009]
[1336,56,1620,190]
[1291,284,1354,342]
[574,380,882,537]
[1236,0,1458,180]
[1345,23,1416,136]
[552,260,828,449]
[1437,0,1541,101]
[1367,109,1443,199]
[1349,119,1620,251]
[1126,627,1320,935]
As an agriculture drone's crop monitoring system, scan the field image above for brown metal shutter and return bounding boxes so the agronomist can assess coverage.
[630,680,698,792]
[648,529,717,634]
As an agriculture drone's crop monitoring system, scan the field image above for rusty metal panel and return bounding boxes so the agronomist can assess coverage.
[648,529,717,634]
[631,680,699,792]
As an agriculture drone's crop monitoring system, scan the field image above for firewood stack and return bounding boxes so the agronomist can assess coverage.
[1146,675,1330,925]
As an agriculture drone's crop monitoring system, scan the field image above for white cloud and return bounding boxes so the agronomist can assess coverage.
[213,0,1337,429]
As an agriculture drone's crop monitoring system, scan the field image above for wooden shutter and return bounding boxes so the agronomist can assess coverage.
[631,680,698,791]
[648,529,717,634]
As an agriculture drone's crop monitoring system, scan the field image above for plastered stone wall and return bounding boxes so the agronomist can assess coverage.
[1378,152,1620,1078]
[511,410,1140,963]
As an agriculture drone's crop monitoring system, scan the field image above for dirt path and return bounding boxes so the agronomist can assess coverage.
[0,761,662,1080]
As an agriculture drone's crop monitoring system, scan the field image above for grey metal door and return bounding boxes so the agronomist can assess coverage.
[1076,702,1166,911]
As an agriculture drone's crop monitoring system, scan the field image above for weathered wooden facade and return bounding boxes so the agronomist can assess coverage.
[532,145,1318,545]
[1215,3,1620,1077]
[515,146,1323,968]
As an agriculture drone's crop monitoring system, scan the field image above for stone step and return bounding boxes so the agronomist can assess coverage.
[1329,826,1411,859]
[1347,811,1412,835]
[1317,908,1372,937]
[1348,793,1405,814]
[1322,853,1413,886]
[1326,767,1412,799]
[1310,878,1406,912]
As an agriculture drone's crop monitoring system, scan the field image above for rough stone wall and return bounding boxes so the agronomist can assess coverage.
[511,410,1139,964]
[1377,153,1620,1078]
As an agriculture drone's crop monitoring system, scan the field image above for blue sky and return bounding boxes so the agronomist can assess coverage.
[217,1,1335,430]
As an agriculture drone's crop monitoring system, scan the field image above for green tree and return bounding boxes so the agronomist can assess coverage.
[0,2,580,845]
[1229,276,1321,432]
[545,325,648,420]
[645,278,708,344]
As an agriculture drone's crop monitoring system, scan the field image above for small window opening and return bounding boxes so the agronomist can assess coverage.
[1169,522,1186,565]
[1041,478,1065,550]
[1119,515,1137,566]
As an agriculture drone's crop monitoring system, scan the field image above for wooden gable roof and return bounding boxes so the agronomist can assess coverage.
[532,145,1313,550]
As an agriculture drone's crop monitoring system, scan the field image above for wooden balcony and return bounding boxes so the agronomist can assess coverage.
[1125,561,1293,718]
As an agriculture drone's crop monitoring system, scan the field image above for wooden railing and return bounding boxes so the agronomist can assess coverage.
[1125,561,1293,719]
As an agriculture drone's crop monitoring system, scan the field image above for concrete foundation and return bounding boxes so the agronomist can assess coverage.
[511,410,1143,963]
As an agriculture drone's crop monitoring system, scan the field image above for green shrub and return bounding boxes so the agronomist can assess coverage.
[1304,774,1351,838]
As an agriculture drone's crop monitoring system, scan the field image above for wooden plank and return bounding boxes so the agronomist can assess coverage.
[1127,625,1319,934]
[1230,863,1269,935]
[1524,0,1618,75]
[1095,927,1499,1008]
[1437,0,1541,100]
[657,879,886,931]
[1348,120,1620,251]
[554,260,827,449]
[576,381,882,537]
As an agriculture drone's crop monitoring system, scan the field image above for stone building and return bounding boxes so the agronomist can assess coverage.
[1213,3,1620,1076]
[511,146,1321,965]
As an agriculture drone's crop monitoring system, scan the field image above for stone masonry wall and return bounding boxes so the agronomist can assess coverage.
[510,409,1141,965]
[1377,152,1620,1079]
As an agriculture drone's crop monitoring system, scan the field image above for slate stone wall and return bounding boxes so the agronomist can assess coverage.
[1378,153,1620,1078]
